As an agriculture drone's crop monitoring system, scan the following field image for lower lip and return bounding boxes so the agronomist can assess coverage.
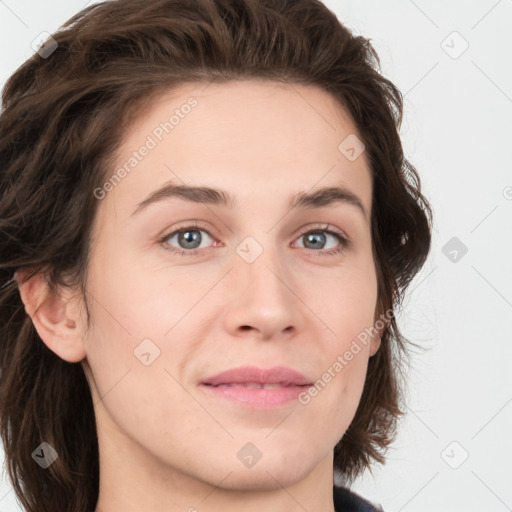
[200,384,310,409]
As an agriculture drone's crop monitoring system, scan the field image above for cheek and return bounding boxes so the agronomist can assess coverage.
[81,246,209,418]
[300,266,377,423]
[84,242,174,340]
[307,262,378,342]
[81,267,193,451]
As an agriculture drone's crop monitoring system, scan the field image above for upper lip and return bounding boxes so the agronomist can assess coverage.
[201,365,312,386]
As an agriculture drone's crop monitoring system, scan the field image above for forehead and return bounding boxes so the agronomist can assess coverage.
[102,79,372,219]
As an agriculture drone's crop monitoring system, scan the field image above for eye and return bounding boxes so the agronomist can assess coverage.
[293,224,349,256]
[159,222,350,257]
[160,224,217,256]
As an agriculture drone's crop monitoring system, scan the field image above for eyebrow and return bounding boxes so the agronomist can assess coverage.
[131,181,367,220]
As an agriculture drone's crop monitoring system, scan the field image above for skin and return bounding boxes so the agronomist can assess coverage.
[16,79,383,512]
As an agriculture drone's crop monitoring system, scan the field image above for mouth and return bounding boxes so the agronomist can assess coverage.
[200,365,312,387]
[199,381,312,409]
[204,382,311,389]
[199,365,313,409]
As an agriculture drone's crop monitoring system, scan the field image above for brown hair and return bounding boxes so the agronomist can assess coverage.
[0,0,433,510]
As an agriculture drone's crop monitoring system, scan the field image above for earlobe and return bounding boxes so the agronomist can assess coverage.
[15,269,86,363]
[369,335,381,357]
[369,306,389,357]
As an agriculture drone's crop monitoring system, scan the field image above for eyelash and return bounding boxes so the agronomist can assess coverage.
[158,222,350,257]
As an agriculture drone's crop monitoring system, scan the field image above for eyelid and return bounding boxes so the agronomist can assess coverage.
[293,222,349,242]
[158,220,217,241]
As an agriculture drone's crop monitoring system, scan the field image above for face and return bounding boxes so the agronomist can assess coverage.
[80,79,380,490]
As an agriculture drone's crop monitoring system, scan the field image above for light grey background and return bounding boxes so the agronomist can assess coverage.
[1,1,511,511]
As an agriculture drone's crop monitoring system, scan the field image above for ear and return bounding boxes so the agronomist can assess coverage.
[14,268,86,363]
[369,305,391,357]
[369,332,381,357]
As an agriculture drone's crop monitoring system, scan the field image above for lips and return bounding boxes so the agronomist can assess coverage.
[215,382,296,389]
[200,365,314,409]
[200,365,313,387]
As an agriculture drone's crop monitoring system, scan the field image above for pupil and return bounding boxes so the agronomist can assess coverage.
[180,230,201,249]
[305,232,325,249]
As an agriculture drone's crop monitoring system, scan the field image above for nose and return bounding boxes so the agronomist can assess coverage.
[221,240,303,341]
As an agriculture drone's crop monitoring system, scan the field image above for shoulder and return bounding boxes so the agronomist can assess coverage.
[333,485,385,512]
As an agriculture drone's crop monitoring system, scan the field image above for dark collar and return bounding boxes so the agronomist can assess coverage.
[333,485,384,512]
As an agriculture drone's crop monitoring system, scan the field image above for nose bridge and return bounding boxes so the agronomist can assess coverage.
[223,232,300,337]
[235,233,290,298]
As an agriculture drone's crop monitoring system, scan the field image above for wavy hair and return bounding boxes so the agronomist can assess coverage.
[0,0,433,510]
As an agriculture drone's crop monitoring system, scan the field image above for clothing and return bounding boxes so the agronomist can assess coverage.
[333,485,384,512]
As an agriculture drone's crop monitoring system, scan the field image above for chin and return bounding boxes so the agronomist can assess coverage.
[211,454,313,491]
[215,468,307,492]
